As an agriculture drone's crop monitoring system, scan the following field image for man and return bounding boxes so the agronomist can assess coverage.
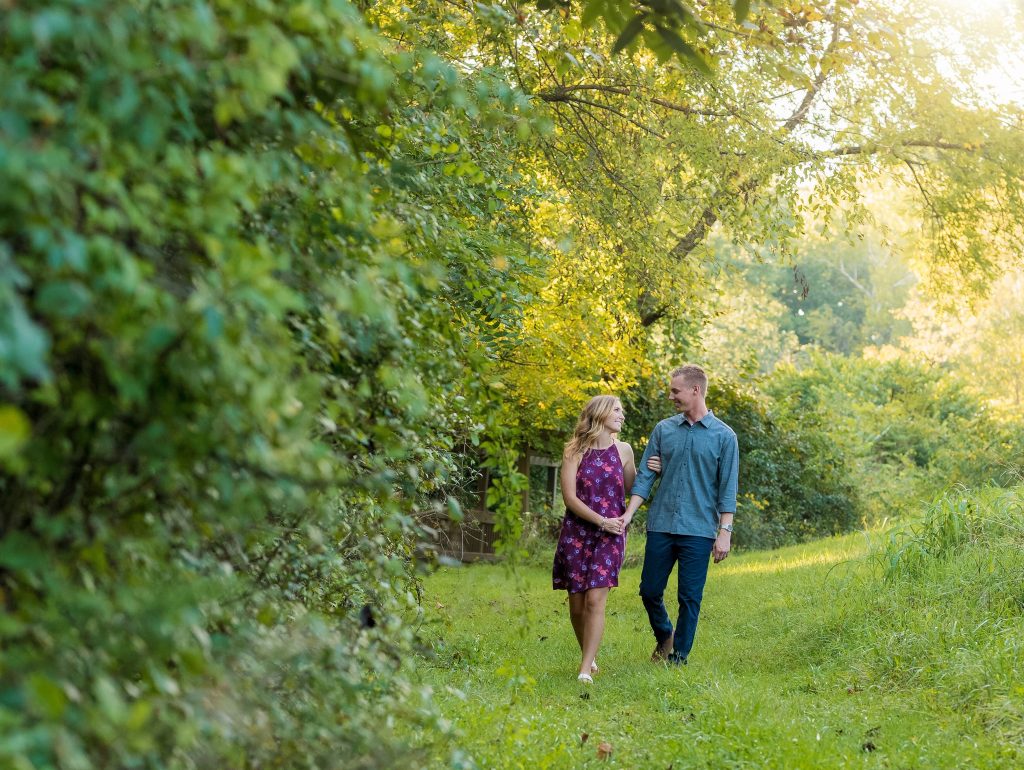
[620,364,738,665]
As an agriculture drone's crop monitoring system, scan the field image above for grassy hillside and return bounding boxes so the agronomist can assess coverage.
[411,485,1024,768]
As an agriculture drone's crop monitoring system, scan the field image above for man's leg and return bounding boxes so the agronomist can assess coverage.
[638,531,677,659]
[672,535,715,662]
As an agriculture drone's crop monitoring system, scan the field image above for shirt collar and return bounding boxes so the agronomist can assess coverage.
[676,410,715,428]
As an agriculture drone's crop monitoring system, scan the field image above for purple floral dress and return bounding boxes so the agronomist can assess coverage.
[552,445,626,593]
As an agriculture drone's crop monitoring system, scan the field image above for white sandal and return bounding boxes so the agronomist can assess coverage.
[591,660,598,674]
[577,673,594,684]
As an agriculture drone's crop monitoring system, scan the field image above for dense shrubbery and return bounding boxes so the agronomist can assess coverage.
[767,353,1024,522]
[0,1,539,766]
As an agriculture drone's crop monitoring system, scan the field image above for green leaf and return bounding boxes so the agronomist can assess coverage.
[94,676,127,723]
[664,0,702,31]
[0,296,51,386]
[126,699,153,730]
[612,13,646,54]
[654,24,712,75]
[0,532,47,573]
[142,324,178,355]
[733,0,751,24]
[203,306,224,341]
[581,0,605,29]
[447,496,464,522]
[27,674,68,719]
[0,405,30,461]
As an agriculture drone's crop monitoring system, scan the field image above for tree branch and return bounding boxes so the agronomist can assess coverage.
[536,84,732,118]
[539,90,666,138]
[658,7,844,302]
[902,158,941,221]
[837,257,872,297]
[819,139,981,158]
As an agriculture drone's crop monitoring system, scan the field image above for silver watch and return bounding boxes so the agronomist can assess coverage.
[719,523,734,533]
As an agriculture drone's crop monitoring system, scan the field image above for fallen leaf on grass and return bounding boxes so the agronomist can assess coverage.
[862,741,877,752]
[597,741,613,760]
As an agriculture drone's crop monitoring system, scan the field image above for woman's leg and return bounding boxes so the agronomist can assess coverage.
[567,591,586,651]
[579,587,610,676]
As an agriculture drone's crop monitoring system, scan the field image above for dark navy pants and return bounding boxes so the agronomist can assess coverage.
[638,531,715,660]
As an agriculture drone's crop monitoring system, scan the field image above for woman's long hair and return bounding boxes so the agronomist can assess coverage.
[564,395,620,458]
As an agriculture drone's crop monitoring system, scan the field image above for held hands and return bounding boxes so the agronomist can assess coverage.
[599,516,627,535]
[647,455,662,473]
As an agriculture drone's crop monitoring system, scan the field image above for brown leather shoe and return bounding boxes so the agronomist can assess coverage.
[651,633,674,662]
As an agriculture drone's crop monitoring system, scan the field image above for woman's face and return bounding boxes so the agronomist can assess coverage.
[602,400,625,433]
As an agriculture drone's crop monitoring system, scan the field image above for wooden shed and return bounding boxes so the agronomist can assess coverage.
[435,452,560,562]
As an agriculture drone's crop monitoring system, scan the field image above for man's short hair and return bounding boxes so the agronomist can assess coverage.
[670,364,708,396]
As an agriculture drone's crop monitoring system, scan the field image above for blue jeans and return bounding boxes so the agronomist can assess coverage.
[638,531,714,660]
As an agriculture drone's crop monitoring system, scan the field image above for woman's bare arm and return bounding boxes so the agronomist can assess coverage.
[617,441,636,494]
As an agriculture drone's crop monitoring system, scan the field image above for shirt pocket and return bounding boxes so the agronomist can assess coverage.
[694,434,721,474]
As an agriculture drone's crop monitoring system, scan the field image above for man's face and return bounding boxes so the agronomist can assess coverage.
[669,375,699,414]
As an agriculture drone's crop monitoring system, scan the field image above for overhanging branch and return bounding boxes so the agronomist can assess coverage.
[819,139,982,158]
[648,6,846,327]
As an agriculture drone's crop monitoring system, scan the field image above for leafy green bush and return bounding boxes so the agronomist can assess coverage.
[766,352,1024,522]
[0,1,538,766]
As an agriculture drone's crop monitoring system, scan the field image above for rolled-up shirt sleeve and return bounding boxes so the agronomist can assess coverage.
[630,424,662,500]
[717,432,739,513]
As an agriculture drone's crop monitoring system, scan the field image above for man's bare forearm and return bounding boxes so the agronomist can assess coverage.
[622,494,646,525]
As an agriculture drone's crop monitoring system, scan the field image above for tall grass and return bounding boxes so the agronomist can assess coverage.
[857,485,1024,739]
[884,484,1024,579]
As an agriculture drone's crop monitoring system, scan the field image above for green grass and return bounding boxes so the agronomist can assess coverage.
[409,486,1024,768]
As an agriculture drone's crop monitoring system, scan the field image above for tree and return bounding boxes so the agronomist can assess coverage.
[511,0,1024,318]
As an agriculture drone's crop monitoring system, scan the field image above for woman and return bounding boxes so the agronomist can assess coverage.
[552,395,636,683]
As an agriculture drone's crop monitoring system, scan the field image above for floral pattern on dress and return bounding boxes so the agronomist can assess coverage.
[552,445,627,594]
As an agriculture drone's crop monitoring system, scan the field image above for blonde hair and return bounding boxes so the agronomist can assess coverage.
[564,395,620,458]
[670,364,708,397]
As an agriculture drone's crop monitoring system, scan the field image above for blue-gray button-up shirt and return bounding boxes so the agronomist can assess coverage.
[631,410,739,539]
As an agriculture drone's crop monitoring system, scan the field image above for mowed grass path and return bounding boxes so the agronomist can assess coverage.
[412,533,1018,768]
